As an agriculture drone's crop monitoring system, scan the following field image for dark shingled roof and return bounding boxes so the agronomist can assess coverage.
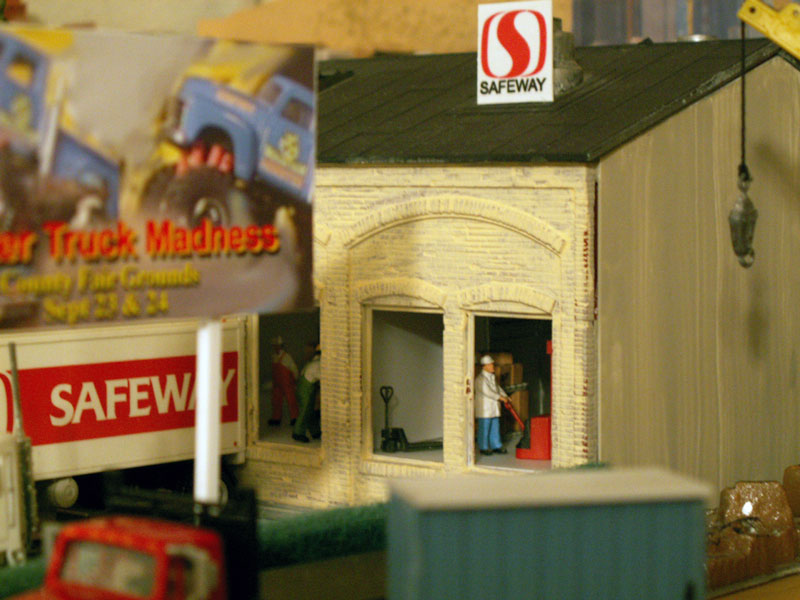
[317,38,783,165]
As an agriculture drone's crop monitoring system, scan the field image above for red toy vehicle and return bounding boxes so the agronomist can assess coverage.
[13,516,228,600]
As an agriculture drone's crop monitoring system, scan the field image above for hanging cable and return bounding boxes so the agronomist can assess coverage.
[728,21,758,268]
[739,21,751,185]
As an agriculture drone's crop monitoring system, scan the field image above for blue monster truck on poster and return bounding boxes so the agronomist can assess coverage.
[144,44,315,228]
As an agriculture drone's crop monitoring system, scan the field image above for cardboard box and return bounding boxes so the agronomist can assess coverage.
[489,352,514,366]
[495,363,523,389]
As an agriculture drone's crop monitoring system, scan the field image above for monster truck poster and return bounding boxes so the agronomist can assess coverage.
[0,26,315,328]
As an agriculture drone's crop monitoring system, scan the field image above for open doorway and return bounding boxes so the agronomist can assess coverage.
[370,309,444,463]
[258,307,320,445]
[474,316,551,469]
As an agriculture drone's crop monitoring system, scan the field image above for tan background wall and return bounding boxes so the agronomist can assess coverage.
[22,0,255,32]
[197,0,573,56]
[23,0,572,54]
[598,57,800,491]
[241,165,596,507]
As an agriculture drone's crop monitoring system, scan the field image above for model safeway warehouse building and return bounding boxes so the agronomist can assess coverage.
[243,37,800,506]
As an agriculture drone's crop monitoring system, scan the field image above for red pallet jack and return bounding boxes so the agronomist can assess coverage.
[502,399,526,431]
[514,405,551,459]
[500,394,548,459]
[510,340,552,460]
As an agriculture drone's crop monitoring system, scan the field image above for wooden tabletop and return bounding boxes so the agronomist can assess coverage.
[714,574,800,599]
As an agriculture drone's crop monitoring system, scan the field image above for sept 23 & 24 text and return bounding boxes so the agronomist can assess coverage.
[0,218,280,325]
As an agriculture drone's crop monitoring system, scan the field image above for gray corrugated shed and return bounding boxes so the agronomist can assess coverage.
[318,38,781,165]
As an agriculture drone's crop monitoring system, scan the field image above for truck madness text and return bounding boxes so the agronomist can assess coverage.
[0,219,280,265]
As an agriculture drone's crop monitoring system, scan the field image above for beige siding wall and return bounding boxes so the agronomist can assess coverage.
[598,57,800,490]
[242,165,596,507]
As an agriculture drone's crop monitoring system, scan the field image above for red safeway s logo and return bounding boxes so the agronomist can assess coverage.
[480,9,548,79]
[477,1,553,105]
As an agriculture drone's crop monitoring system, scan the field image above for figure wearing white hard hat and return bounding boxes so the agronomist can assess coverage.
[475,355,509,455]
[269,335,299,426]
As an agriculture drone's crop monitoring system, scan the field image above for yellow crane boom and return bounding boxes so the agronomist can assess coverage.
[739,0,800,60]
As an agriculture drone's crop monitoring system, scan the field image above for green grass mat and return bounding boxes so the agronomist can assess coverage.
[0,503,388,597]
[258,502,387,569]
[0,556,45,598]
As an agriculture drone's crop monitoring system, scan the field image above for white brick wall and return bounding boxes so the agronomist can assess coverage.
[241,164,598,507]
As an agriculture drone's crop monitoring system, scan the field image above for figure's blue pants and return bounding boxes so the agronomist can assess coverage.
[477,417,501,451]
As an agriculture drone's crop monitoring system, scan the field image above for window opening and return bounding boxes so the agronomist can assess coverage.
[281,98,313,129]
[371,309,444,463]
[60,540,156,598]
[258,307,320,445]
[473,316,551,470]
[256,79,282,104]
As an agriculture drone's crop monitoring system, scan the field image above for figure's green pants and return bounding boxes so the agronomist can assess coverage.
[293,375,321,437]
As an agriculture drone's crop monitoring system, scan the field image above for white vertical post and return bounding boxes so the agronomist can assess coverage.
[194,319,222,507]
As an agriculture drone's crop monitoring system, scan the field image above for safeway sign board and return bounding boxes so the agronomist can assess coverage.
[3,353,239,445]
[0,319,246,481]
[477,0,553,104]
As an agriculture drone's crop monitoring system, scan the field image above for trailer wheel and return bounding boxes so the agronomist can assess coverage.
[218,475,230,507]
[46,477,79,509]
[164,166,235,227]
[5,547,25,566]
